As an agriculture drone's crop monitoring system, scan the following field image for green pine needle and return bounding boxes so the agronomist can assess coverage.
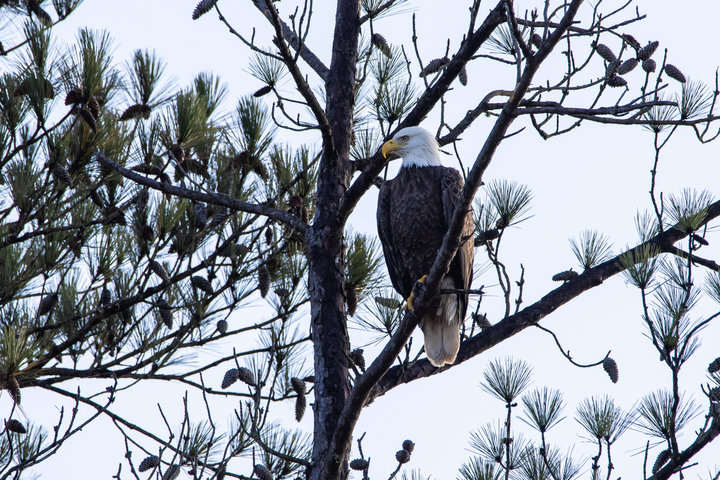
[634,390,700,439]
[569,230,613,270]
[677,79,712,120]
[619,244,661,289]
[457,456,496,480]
[481,357,533,403]
[485,179,533,229]
[373,80,417,125]
[575,395,632,442]
[345,232,383,297]
[248,54,286,87]
[127,49,171,106]
[705,271,720,305]
[521,387,565,433]
[233,95,276,157]
[666,188,714,233]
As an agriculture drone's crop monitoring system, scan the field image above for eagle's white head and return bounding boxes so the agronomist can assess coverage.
[381,126,442,168]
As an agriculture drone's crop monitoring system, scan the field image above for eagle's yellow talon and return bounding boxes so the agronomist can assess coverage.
[404,275,428,311]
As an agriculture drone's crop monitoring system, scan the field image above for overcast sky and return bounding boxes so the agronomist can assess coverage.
[8,1,720,478]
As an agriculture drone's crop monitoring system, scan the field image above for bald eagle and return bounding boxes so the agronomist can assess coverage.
[377,126,474,367]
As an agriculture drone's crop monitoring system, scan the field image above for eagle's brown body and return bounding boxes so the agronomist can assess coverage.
[377,163,474,366]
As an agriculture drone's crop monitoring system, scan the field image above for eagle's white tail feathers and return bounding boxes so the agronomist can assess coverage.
[421,278,462,367]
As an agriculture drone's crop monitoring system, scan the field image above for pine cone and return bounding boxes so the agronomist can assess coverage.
[709,387,720,402]
[169,143,185,162]
[253,464,273,480]
[64,87,83,105]
[372,33,392,58]
[119,103,152,121]
[49,162,73,188]
[100,287,111,307]
[258,265,270,298]
[295,393,306,422]
[420,57,450,77]
[652,449,670,474]
[194,202,208,229]
[104,206,126,226]
[138,455,160,472]
[531,33,542,48]
[402,440,415,453]
[149,260,170,283]
[5,419,26,434]
[349,458,369,471]
[395,449,411,464]
[458,65,468,86]
[664,64,686,83]
[87,96,101,119]
[594,43,617,63]
[622,34,640,50]
[290,377,306,395]
[191,276,213,294]
[237,367,255,386]
[346,283,358,316]
[606,75,628,88]
[221,368,239,389]
[38,292,58,316]
[274,288,290,298]
[253,85,273,97]
[616,58,638,75]
[551,270,578,282]
[637,41,659,61]
[192,0,218,19]
[136,188,149,212]
[350,348,366,371]
[642,59,657,73]
[691,234,709,246]
[79,107,97,131]
[4,375,20,405]
[709,357,720,373]
[602,357,619,383]
[216,319,228,335]
[157,298,173,328]
[473,313,491,329]
[207,208,229,229]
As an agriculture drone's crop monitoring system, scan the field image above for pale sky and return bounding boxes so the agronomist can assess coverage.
[5,1,720,478]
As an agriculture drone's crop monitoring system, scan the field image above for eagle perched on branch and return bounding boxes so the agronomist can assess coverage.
[376,126,474,367]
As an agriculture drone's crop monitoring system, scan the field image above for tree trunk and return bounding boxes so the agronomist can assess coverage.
[308,1,360,479]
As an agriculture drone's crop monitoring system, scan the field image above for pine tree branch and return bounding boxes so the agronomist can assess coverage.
[649,416,720,480]
[664,245,720,272]
[250,0,330,80]
[262,0,334,154]
[368,199,720,402]
[94,152,307,233]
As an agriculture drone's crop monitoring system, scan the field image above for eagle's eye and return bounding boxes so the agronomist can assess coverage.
[400,135,409,142]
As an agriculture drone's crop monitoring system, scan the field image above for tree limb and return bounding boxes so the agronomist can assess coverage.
[94,152,307,233]
[250,0,330,80]
[368,200,720,402]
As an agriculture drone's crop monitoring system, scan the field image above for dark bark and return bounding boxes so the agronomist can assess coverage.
[307,1,360,480]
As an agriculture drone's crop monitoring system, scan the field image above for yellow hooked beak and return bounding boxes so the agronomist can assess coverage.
[381,139,400,158]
